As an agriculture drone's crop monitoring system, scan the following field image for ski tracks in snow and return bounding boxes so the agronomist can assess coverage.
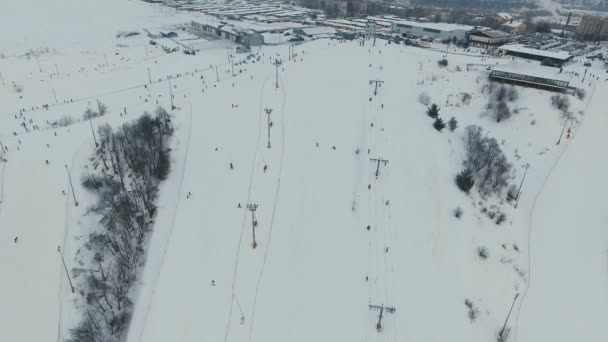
[512,81,597,342]
[135,101,194,342]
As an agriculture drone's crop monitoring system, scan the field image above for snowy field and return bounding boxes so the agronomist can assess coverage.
[1,1,607,342]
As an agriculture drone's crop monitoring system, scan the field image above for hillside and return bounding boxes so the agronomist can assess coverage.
[0,1,607,342]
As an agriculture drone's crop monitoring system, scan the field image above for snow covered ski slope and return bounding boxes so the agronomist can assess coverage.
[0,1,607,341]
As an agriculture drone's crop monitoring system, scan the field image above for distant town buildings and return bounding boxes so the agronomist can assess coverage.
[576,16,608,41]
[391,20,474,40]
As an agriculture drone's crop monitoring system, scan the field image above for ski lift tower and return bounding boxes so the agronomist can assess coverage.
[366,20,377,46]
[369,304,396,332]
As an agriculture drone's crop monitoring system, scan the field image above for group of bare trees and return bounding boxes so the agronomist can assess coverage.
[457,125,512,196]
[483,83,518,123]
[68,107,173,342]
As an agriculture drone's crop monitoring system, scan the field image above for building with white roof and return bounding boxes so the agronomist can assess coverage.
[390,20,475,40]
[490,63,574,93]
[499,44,572,66]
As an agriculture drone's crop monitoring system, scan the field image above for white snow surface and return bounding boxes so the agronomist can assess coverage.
[0,1,607,342]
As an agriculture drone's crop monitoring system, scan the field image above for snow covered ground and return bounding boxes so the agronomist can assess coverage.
[1,1,607,342]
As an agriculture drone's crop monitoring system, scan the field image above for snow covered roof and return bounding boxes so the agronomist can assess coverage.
[495,13,513,20]
[502,20,525,28]
[500,44,571,60]
[300,27,336,36]
[391,19,476,32]
[493,63,572,82]
[470,30,512,39]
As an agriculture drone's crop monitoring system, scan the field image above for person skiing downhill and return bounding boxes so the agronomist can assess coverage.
[263,165,267,173]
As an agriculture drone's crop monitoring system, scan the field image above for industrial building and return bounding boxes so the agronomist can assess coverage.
[575,16,608,41]
[468,30,512,48]
[391,20,475,40]
[190,21,264,46]
[490,64,574,93]
[498,44,572,66]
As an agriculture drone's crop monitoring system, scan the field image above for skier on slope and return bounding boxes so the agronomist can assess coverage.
[263,165,267,173]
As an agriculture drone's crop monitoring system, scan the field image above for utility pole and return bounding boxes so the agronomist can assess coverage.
[582,67,588,82]
[247,203,259,249]
[168,78,175,110]
[514,163,530,208]
[369,304,396,332]
[89,117,98,147]
[370,158,389,178]
[369,80,384,96]
[52,89,58,104]
[147,67,152,84]
[58,246,75,293]
[556,118,570,145]
[498,293,520,342]
[265,108,272,148]
[231,56,234,77]
[274,59,282,89]
[65,164,78,207]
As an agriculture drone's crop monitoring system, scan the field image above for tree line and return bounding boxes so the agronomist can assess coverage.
[67,107,173,342]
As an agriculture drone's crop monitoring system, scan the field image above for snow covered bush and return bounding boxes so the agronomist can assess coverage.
[507,86,518,102]
[453,206,463,219]
[448,117,458,131]
[496,212,507,225]
[575,88,586,100]
[461,92,471,105]
[437,58,448,67]
[455,169,475,193]
[82,108,96,120]
[426,103,440,118]
[464,299,479,322]
[418,92,431,106]
[551,94,570,114]
[57,115,75,127]
[433,117,446,131]
[463,125,513,196]
[477,246,489,260]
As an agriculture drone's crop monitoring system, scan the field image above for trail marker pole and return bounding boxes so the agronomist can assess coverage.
[265,108,272,148]
[369,304,396,332]
[0,72,5,87]
[52,89,58,104]
[147,67,152,84]
[370,158,389,178]
[58,246,75,293]
[247,204,259,249]
[65,164,78,207]
[216,66,219,82]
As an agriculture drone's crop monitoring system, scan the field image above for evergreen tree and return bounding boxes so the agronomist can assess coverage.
[456,169,475,193]
[426,103,440,118]
[433,117,446,131]
[448,116,458,131]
